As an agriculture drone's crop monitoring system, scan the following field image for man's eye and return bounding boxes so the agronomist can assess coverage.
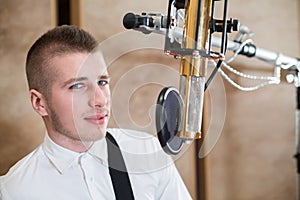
[98,80,109,86]
[69,83,84,89]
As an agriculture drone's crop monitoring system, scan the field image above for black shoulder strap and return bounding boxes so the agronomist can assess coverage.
[105,132,135,200]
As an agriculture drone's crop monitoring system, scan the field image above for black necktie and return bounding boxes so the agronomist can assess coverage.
[105,132,135,200]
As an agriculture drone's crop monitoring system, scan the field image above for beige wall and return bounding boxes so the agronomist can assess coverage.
[0,0,51,174]
[0,0,299,199]
[208,0,299,199]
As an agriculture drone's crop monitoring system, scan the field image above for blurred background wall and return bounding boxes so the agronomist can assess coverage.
[0,0,299,199]
[0,0,51,179]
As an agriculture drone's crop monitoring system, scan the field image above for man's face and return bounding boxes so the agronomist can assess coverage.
[46,51,111,143]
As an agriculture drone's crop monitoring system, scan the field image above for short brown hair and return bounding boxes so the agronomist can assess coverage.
[25,25,98,96]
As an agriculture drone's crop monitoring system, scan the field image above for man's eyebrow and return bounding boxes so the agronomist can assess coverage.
[99,75,111,79]
[62,77,88,87]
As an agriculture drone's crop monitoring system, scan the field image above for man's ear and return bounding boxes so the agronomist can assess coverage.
[29,89,49,117]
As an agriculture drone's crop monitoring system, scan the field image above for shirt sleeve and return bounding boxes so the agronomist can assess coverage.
[0,176,11,200]
[155,163,193,200]
[0,181,5,200]
[0,178,3,200]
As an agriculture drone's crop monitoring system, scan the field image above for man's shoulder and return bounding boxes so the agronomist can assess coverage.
[106,128,174,173]
[107,128,158,141]
[0,145,43,185]
[107,128,162,150]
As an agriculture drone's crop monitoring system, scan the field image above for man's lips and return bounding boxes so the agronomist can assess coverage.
[84,113,109,125]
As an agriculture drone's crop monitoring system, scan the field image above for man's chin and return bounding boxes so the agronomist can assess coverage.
[77,130,107,142]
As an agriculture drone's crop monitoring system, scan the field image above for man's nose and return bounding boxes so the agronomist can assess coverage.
[89,86,109,108]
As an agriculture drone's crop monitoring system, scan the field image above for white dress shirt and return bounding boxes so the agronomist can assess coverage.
[0,128,192,200]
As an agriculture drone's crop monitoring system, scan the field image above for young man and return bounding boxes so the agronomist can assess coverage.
[0,25,192,199]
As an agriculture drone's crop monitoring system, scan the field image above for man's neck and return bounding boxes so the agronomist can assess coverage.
[47,131,94,153]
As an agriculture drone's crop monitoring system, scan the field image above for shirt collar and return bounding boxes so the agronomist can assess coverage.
[42,133,108,174]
